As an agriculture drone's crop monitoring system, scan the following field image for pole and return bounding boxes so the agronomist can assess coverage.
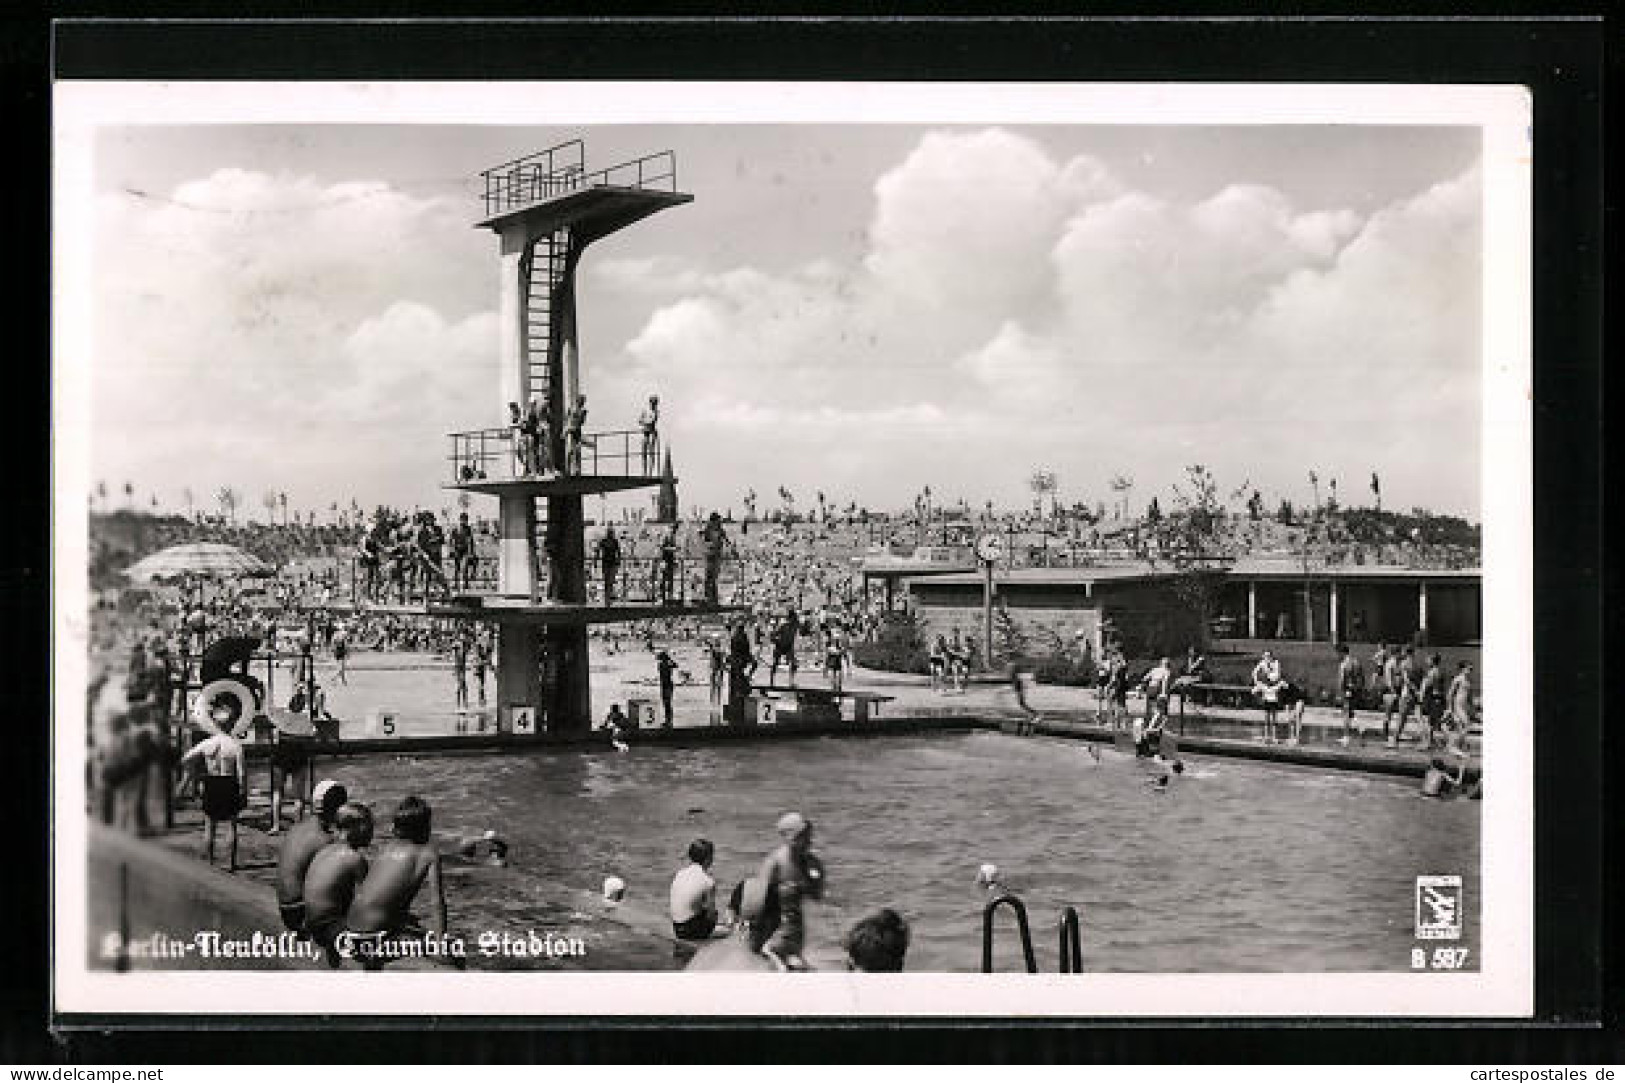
[982,558,994,674]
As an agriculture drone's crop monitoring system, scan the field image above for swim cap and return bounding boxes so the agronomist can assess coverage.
[603,875,627,901]
[312,780,348,816]
[976,863,1000,887]
[776,811,810,837]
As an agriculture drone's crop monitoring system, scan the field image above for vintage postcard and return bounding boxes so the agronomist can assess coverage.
[52,80,1532,1019]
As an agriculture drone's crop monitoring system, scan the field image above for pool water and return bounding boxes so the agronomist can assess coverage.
[337,730,1479,972]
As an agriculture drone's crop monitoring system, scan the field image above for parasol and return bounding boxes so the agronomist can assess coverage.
[122,542,272,583]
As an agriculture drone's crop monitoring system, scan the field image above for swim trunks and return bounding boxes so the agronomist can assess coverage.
[279,900,307,932]
[200,775,245,821]
[672,913,718,941]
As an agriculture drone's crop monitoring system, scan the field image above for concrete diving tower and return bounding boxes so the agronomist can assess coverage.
[444,141,742,737]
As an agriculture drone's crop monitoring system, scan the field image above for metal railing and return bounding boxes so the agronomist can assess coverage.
[1058,906,1083,973]
[981,894,1038,974]
[350,548,745,610]
[448,427,664,484]
[481,146,678,217]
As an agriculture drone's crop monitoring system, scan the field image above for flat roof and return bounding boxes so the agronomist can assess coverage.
[477,185,693,243]
[911,562,1481,589]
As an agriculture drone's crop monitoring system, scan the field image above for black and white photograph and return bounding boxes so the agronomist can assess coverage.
[52,80,1533,1019]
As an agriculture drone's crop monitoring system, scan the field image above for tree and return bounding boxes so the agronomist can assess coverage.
[262,490,279,525]
[183,487,195,520]
[122,481,134,510]
[279,491,289,525]
[1308,470,1321,512]
[743,489,758,522]
[1146,496,1162,525]
[1248,490,1264,521]
[1277,499,1294,525]
[1172,464,1226,554]
[217,487,239,524]
[1370,471,1382,513]
[95,480,107,511]
[1028,469,1058,518]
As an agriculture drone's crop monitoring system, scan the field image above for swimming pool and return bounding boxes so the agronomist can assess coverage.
[335,730,1479,972]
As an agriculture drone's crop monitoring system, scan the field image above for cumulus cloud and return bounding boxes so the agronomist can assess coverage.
[620,130,1480,514]
[91,168,495,509]
[86,133,1482,519]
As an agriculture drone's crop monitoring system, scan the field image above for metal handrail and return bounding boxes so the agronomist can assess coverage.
[1058,905,1083,973]
[480,147,677,216]
[448,426,663,484]
[981,893,1038,974]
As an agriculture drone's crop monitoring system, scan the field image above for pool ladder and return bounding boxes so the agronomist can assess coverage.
[981,895,1084,973]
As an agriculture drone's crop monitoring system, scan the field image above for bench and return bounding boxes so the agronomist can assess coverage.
[748,685,896,724]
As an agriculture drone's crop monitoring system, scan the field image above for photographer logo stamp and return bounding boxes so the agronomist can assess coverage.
[1415,875,1464,940]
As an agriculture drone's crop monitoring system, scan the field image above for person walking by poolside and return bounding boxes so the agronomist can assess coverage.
[754,812,824,971]
[1418,653,1448,749]
[451,630,470,710]
[1106,647,1131,730]
[638,394,660,476]
[702,512,730,605]
[1379,644,1403,740]
[1336,642,1365,746]
[275,780,348,933]
[178,722,247,872]
[706,633,727,712]
[1252,649,1285,744]
[472,626,493,708]
[768,608,799,687]
[945,628,969,694]
[824,622,849,696]
[1389,646,1421,747]
[303,802,374,966]
[655,649,678,728]
[595,526,622,605]
[347,796,449,967]
[669,838,720,941]
[565,393,588,475]
[927,632,949,693]
[331,622,350,686]
[726,619,756,718]
[1140,656,1174,746]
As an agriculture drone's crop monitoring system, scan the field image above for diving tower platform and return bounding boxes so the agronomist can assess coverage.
[423,139,732,738]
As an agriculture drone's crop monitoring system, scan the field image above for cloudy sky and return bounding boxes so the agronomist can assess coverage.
[85,122,1483,522]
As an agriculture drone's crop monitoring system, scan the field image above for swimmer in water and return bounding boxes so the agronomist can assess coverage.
[457,829,509,867]
[975,862,1010,899]
[1145,756,1186,791]
[603,875,627,903]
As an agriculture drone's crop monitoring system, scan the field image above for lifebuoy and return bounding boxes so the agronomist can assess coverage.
[194,678,258,736]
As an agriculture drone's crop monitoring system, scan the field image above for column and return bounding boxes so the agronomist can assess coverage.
[497,494,535,598]
[1418,580,1429,637]
[1247,580,1258,638]
[496,228,530,414]
[1329,581,1340,644]
[496,623,543,732]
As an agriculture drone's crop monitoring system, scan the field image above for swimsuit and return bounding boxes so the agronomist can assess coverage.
[200,775,245,821]
[279,900,307,932]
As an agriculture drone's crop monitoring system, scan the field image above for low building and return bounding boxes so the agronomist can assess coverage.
[905,561,1482,660]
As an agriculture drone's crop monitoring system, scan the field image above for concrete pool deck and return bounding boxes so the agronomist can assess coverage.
[255,647,1473,778]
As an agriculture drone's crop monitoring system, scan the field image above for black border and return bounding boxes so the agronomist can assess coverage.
[7,11,1613,1064]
